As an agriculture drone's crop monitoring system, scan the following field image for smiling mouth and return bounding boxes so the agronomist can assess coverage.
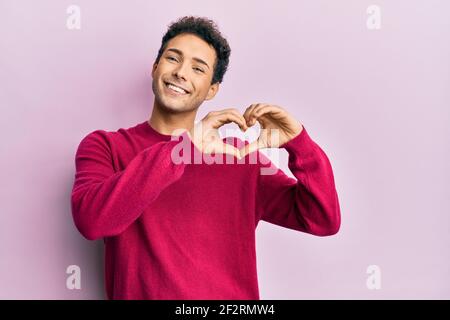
[164,81,190,95]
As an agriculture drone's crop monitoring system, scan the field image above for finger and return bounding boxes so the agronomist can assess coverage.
[239,140,261,158]
[217,114,246,131]
[253,105,283,118]
[222,143,242,159]
[244,103,270,126]
[217,108,248,131]
[249,105,282,125]
[209,141,242,159]
[213,112,247,131]
[243,104,258,124]
[247,103,270,126]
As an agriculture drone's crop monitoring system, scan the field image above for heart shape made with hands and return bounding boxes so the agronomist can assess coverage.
[191,104,303,160]
[236,104,303,159]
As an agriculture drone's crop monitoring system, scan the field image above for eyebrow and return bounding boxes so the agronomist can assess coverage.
[166,48,210,70]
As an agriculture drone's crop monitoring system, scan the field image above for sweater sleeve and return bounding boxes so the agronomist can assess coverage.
[71,130,189,240]
[255,126,341,236]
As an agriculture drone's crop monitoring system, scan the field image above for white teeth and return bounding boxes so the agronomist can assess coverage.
[167,83,187,94]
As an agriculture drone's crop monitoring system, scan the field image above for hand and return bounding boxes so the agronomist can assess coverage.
[187,108,248,159]
[240,103,303,158]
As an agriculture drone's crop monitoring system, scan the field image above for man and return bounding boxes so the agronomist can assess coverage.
[71,16,341,300]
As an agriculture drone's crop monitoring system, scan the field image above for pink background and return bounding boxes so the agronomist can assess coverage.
[1,0,449,299]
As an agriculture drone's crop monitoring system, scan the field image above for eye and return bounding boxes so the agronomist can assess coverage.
[166,56,178,62]
[193,67,204,73]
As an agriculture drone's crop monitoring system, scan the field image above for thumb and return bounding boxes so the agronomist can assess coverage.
[239,140,260,158]
[222,143,243,160]
[207,141,242,160]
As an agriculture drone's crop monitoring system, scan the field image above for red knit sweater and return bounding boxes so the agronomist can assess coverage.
[71,120,341,300]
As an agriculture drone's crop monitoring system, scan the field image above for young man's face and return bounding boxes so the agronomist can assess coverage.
[151,33,219,113]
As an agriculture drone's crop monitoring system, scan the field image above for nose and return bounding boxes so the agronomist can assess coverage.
[172,61,189,81]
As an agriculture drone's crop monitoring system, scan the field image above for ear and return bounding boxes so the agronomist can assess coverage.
[205,82,219,101]
[151,62,158,78]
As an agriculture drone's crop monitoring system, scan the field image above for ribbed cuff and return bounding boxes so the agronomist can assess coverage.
[281,125,317,156]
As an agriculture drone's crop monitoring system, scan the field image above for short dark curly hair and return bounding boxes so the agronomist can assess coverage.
[155,16,231,85]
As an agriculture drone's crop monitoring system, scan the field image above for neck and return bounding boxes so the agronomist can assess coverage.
[148,100,197,136]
